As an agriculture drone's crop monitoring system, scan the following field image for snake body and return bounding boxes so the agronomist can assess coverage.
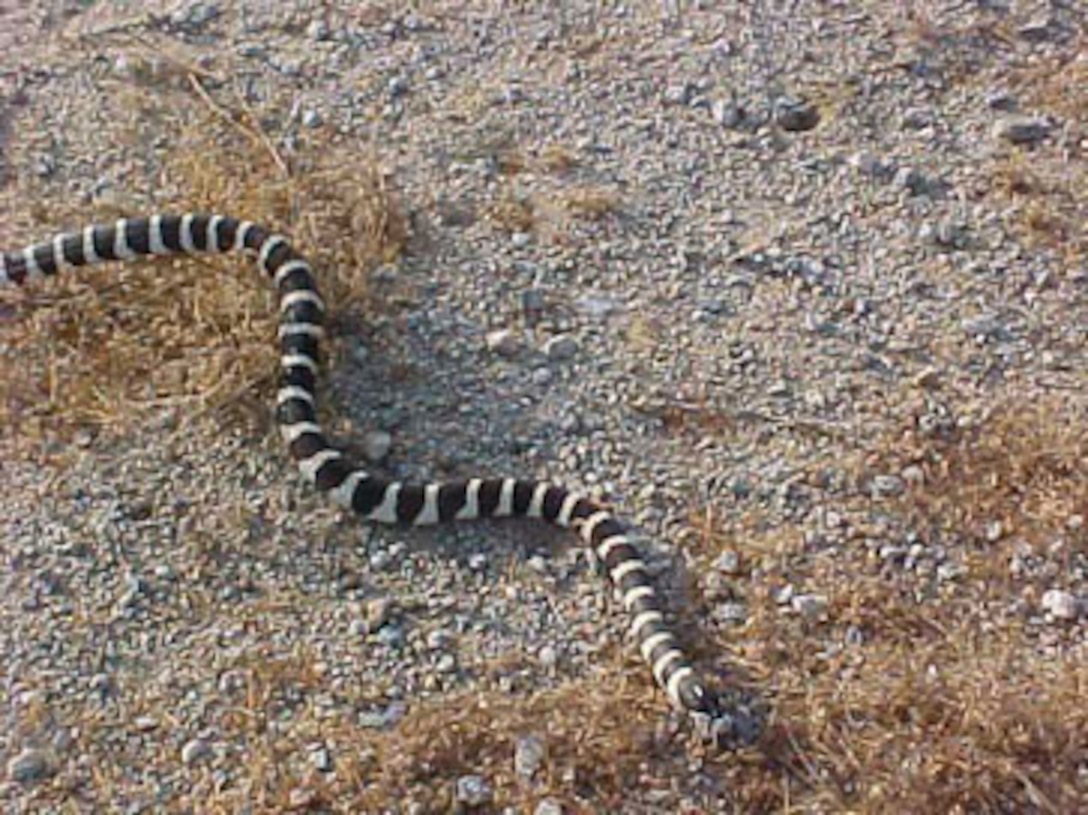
[2,214,752,746]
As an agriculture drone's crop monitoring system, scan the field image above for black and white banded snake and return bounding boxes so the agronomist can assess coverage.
[2,213,760,748]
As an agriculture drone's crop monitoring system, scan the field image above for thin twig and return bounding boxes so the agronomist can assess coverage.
[233,89,294,180]
[188,74,289,177]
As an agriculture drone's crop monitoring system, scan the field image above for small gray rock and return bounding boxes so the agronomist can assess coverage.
[426,628,454,649]
[366,597,394,631]
[870,474,905,498]
[486,329,521,357]
[993,116,1051,146]
[134,715,158,732]
[713,602,748,624]
[311,746,333,772]
[371,264,398,284]
[170,1,220,30]
[791,593,828,619]
[849,151,891,178]
[710,97,744,128]
[776,97,820,132]
[894,166,932,196]
[359,701,407,730]
[531,367,554,386]
[986,90,1017,111]
[937,562,965,582]
[543,334,579,361]
[7,748,51,784]
[663,83,693,105]
[181,738,212,766]
[960,314,1009,342]
[368,549,393,572]
[514,733,546,780]
[375,624,405,648]
[901,464,926,487]
[921,220,968,249]
[1018,19,1055,43]
[455,774,493,806]
[713,550,742,575]
[521,287,546,319]
[901,107,934,130]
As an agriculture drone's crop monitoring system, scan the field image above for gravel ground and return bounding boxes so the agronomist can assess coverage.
[2,2,1087,813]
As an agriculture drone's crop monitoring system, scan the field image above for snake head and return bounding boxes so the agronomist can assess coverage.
[687,684,766,750]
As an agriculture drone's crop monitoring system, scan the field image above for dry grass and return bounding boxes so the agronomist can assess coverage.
[539,143,579,174]
[0,113,405,450]
[488,186,537,234]
[681,396,1088,813]
[491,181,626,235]
[484,142,619,237]
[989,38,1088,259]
[870,399,1088,552]
[747,587,1086,813]
[188,668,772,813]
[559,185,621,222]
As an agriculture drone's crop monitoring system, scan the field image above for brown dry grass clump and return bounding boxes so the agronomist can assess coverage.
[990,38,1088,259]
[485,141,620,238]
[0,113,405,450]
[696,396,1088,813]
[873,399,1088,551]
[190,668,773,812]
[489,183,622,241]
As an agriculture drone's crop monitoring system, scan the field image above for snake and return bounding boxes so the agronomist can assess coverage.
[2,213,758,747]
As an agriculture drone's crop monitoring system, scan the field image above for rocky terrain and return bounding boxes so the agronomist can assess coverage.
[1,2,1086,812]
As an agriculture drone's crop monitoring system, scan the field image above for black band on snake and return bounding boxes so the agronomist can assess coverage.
[2,213,754,747]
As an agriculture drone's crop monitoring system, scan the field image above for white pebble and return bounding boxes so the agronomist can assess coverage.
[1041,589,1079,621]
[181,737,212,766]
[362,430,392,462]
[486,329,521,357]
[870,474,904,498]
[791,593,828,619]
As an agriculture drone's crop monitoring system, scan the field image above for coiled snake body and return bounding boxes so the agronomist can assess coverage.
[2,214,753,746]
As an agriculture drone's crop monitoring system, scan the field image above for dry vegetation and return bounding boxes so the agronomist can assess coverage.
[681,398,1088,814]
[0,107,405,450]
[990,38,1088,259]
[485,141,621,238]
